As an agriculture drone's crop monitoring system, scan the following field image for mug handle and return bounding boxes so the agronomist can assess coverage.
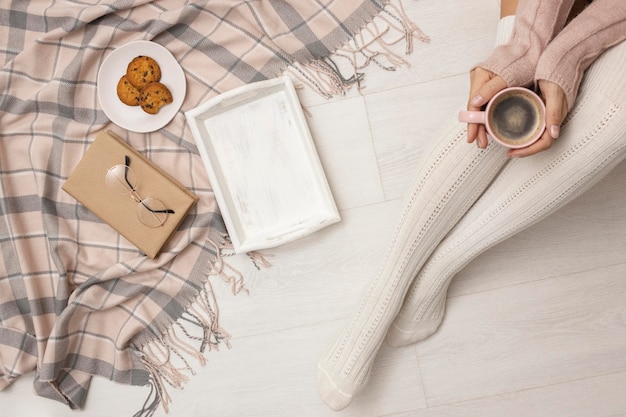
[458,110,486,124]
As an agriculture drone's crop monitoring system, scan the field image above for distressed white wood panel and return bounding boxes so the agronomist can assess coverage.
[186,77,339,253]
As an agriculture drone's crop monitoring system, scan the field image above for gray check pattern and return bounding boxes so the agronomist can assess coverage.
[0,0,408,414]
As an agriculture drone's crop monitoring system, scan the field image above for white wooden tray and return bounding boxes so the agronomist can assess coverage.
[185,76,340,253]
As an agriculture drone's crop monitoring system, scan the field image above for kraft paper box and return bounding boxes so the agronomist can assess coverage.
[63,130,198,259]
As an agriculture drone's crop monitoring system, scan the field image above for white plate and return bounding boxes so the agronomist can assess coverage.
[97,40,186,133]
[186,76,340,253]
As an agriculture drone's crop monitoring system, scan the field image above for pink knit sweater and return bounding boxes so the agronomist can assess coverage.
[479,0,626,110]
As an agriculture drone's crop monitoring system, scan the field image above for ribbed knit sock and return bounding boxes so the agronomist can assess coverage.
[316,12,523,411]
[381,15,514,347]
[495,14,516,46]
[317,122,509,411]
[386,39,626,348]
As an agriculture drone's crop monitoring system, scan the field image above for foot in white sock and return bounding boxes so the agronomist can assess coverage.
[316,356,369,411]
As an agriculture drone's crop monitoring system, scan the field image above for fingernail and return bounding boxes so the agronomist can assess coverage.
[471,95,484,106]
[550,125,560,139]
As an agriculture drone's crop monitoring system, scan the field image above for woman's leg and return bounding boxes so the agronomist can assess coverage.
[317,116,510,410]
[316,2,521,410]
[387,39,626,347]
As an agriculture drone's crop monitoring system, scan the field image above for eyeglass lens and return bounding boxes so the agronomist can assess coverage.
[105,163,173,228]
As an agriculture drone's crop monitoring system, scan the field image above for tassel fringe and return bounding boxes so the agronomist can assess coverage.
[288,0,429,98]
[133,236,270,417]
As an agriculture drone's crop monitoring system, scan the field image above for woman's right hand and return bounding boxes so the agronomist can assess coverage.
[466,67,508,148]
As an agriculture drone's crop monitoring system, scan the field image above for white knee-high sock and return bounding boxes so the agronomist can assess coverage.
[317,121,509,411]
[386,40,626,347]
[316,14,519,410]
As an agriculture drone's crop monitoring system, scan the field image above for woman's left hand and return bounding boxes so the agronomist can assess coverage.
[507,80,568,158]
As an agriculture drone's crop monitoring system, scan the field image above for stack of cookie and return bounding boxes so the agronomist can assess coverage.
[116,55,173,115]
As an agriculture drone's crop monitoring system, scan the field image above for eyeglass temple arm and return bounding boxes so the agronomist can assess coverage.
[125,155,176,215]
[123,155,136,191]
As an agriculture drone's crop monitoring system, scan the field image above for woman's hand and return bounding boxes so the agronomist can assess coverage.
[506,79,568,158]
[467,67,508,148]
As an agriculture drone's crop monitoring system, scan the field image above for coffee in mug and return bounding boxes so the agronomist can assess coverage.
[458,87,546,149]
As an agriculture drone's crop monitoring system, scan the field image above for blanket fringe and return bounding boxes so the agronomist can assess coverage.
[288,0,429,98]
[134,236,270,416]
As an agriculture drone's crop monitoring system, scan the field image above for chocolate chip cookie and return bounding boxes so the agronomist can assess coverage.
[116,75,143,106]
[126,55,161,91]
[140,82,173,115]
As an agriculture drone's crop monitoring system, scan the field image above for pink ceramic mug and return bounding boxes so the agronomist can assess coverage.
[458,87,546,149]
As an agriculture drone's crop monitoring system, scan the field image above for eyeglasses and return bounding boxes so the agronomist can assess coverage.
[105,155,175,228]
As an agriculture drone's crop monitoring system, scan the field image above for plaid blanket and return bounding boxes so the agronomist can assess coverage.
[0,0,425,415]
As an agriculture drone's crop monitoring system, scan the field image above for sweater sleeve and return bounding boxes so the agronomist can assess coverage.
[535,0,626,110]
[477,0,575,88]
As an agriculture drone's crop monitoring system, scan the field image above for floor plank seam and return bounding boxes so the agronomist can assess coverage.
[414,367,626,413]
[447,260,626,300]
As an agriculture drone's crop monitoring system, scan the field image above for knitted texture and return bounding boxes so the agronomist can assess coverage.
[317,122,509,411]
[535,0,626,109]
[478,0,575,88]
[387,39,626,347]
[495,15,516,47]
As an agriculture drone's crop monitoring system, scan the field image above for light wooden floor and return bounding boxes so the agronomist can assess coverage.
[3,1,626,416]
